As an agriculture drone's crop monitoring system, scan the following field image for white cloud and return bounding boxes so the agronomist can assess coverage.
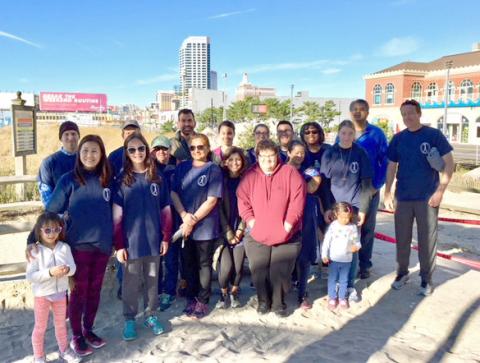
[322,68,341,75]
[136,73,178,85]
[378,36,420,57]
[208,8,256,20]
[0,30,42,48]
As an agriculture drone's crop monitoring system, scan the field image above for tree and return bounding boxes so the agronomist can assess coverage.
[160,120,176,133]
[264,98,292,121]
[196,107,224,131]
[318,100,341,131]
[298,101,321,122]
[375,119,394,141]
[227,97,257,122]
[237,123,255,150]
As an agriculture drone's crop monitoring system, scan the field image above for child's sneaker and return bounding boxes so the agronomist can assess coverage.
[82,330,106,349]
[339,299,350,309]
[347,287,360,303]
[159,294,175,311]
[70,336,93,357]
[230,293,241,308]
[215,294,229,309]
[59,347,82,363]
[192,301,209,319]
[122,320,137,341]
[183,299,197,316]
[327,298,338,310]
[33,357,46,363]
[299,297,313,310]
[144,315,165,335]
[391,273,409,290]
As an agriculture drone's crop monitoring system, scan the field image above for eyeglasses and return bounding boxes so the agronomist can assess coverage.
[304,130,319,135]
[255,131,269,136]
[154,146,169,152]
[189,145,206,151]
[127,146,146,154]
[277,129,292,135]
[41,227,62,235]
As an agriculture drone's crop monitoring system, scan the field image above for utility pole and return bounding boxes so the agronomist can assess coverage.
[443,60,453,139]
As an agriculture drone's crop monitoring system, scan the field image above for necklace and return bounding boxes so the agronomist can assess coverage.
[339,146,352,182]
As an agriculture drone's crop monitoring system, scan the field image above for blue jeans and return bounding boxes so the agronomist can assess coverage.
[328,261,351,299]
[296,258,311,300]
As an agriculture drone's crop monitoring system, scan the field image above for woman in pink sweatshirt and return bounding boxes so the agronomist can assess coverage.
[237,139,306,317]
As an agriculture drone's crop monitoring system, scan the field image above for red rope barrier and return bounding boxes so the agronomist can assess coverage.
[378,209,480,226]
[374,232,480,270]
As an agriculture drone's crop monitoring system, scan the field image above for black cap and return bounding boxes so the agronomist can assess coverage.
[58,121,80,139]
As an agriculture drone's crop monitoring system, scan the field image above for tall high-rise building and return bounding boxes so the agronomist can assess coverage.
[179,36,211,106]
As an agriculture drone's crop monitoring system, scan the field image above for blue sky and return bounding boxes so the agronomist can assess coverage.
[1,0,479,106]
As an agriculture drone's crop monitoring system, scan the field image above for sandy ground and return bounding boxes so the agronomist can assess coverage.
[1,212,479,363]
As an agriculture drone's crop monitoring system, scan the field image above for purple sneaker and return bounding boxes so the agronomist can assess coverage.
[83,330,107,349]
[192,301,209,319]
[183,299,197,316]
[70,336,93,357]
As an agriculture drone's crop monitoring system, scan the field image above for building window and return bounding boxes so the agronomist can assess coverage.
[427,83,438,102]
[373,84,382,105]
[411,82,422,100]
[385,83,395,104]
[460,80,474,101]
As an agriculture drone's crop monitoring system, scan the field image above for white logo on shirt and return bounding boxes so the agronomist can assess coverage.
[150,183,159,196]
[349,162,359,174]
[197,175,207,187]
[420,142,431,155]
[103,188,111,202]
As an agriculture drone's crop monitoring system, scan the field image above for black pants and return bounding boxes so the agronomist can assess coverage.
[181,239,216,304]
[245,234,301,312]
[218,243,246,289]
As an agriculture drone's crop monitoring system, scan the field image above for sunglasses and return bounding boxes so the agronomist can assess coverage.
[41,226,62,235]
[127,145,146,154]
[304,130,319,135]
[189,145,206,151]
[154,146,169,152]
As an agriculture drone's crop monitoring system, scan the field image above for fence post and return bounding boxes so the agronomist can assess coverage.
[14,156,27,201]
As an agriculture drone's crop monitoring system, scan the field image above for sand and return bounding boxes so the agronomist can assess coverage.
[1,212,479,363]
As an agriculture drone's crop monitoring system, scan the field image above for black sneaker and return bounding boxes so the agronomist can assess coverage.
[257,303,270,315]
[274,309,288,318]
[359,269,371,279]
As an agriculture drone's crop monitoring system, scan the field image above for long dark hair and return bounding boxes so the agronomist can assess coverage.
[74,135,111,188]
[34,211,65,244]
[300,122,325,145]
[123,133,160,187]
[222,147,248,176]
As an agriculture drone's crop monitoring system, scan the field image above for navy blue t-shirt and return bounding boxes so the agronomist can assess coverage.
[172,161,223,241]
[247,148,256,165]
[224,175,241,231]
[114,171,170,259]
[321,143,373,208]
[387,126,453,201]
[108,146,124,180]
[46,171,114,254]
[279,149,288,163]
[38,149,77,205]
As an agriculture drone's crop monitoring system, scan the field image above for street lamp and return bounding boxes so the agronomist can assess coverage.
[290,84,294,122]
[443,60,453,139]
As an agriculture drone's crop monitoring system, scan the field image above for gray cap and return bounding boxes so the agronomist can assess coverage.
[122,119,140,130]
[151,135,171,149]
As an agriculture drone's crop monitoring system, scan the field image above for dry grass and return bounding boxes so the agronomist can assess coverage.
[0,124,164,202]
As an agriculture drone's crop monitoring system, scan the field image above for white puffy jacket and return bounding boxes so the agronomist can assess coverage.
[26,241,76,297]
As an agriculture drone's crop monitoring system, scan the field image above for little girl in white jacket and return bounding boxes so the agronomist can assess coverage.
[26,212,80,363]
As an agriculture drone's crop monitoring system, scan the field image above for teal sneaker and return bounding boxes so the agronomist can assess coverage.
[159,294,175,311]
[122,320,137,341]
[144,315,165,335]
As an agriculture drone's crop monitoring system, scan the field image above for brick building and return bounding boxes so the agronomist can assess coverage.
[364,44,480,144]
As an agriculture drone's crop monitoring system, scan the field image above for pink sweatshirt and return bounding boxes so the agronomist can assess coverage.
[237,161,306,246]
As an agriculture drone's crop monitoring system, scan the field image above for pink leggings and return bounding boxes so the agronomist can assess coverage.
[32,296,68,358]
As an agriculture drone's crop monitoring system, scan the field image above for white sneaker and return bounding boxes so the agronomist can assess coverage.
[347,287,360,303]
[60,347,82,363]
[33,357,46,363]
[418,282,433,296]
[391,274,409,290]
